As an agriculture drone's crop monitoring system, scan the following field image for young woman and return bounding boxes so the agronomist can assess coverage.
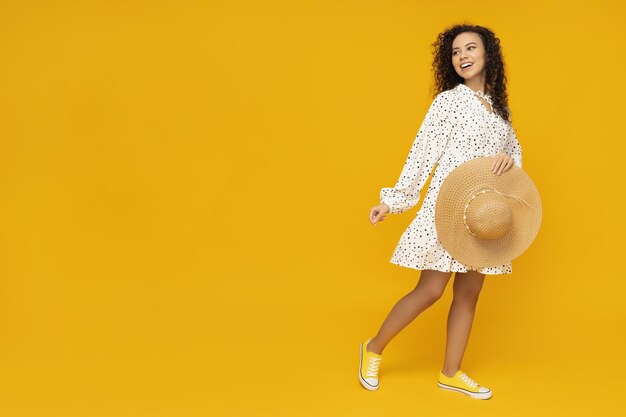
[359,24,523,400]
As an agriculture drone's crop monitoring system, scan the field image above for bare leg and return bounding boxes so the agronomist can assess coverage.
[367,269,452,355]
[441,269,485,377]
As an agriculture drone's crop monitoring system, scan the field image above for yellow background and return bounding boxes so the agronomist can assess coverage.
[1,0,624,415]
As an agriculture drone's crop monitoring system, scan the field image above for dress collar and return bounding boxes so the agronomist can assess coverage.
[455,83,493,104]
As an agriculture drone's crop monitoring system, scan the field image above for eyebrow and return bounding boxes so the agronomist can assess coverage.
[452,42,477,51]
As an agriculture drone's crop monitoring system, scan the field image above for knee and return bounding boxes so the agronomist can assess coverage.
[416,286,446,304]
[452,287,482,304]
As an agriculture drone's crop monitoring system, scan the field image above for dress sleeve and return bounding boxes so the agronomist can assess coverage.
[379,93,453,214]
[501,123,523,168]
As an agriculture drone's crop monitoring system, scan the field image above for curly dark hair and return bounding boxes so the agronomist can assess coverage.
[430,24,511,123]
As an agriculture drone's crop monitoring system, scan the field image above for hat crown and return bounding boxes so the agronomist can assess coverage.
[464,192,512,240]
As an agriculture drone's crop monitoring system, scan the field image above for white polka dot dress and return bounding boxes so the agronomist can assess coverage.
[380,83,523,275]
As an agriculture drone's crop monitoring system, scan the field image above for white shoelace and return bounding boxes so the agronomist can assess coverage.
[366,357,382,377]
[459,372,478,388]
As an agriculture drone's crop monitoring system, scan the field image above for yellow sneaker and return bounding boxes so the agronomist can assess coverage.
[437,370,492,399]
[358,338,382,391]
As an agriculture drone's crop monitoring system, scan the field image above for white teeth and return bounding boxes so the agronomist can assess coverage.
[461,62,473,68]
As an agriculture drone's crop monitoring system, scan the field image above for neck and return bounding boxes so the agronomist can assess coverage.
[463,77,487,94]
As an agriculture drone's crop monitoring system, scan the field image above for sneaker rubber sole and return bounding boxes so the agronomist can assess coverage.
[437,381,492,399]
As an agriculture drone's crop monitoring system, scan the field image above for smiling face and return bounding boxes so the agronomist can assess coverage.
[451,31,487,83]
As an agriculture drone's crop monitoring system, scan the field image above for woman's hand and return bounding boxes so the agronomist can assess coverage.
[491,153,514,175]
[370,203,390,225]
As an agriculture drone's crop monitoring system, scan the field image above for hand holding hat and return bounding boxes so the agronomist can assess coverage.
[491,152,515,175]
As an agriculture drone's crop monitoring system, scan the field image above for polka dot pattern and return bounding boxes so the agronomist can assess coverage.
[380,83,523,275]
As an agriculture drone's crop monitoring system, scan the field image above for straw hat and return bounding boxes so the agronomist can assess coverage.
[434,157,542,269]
